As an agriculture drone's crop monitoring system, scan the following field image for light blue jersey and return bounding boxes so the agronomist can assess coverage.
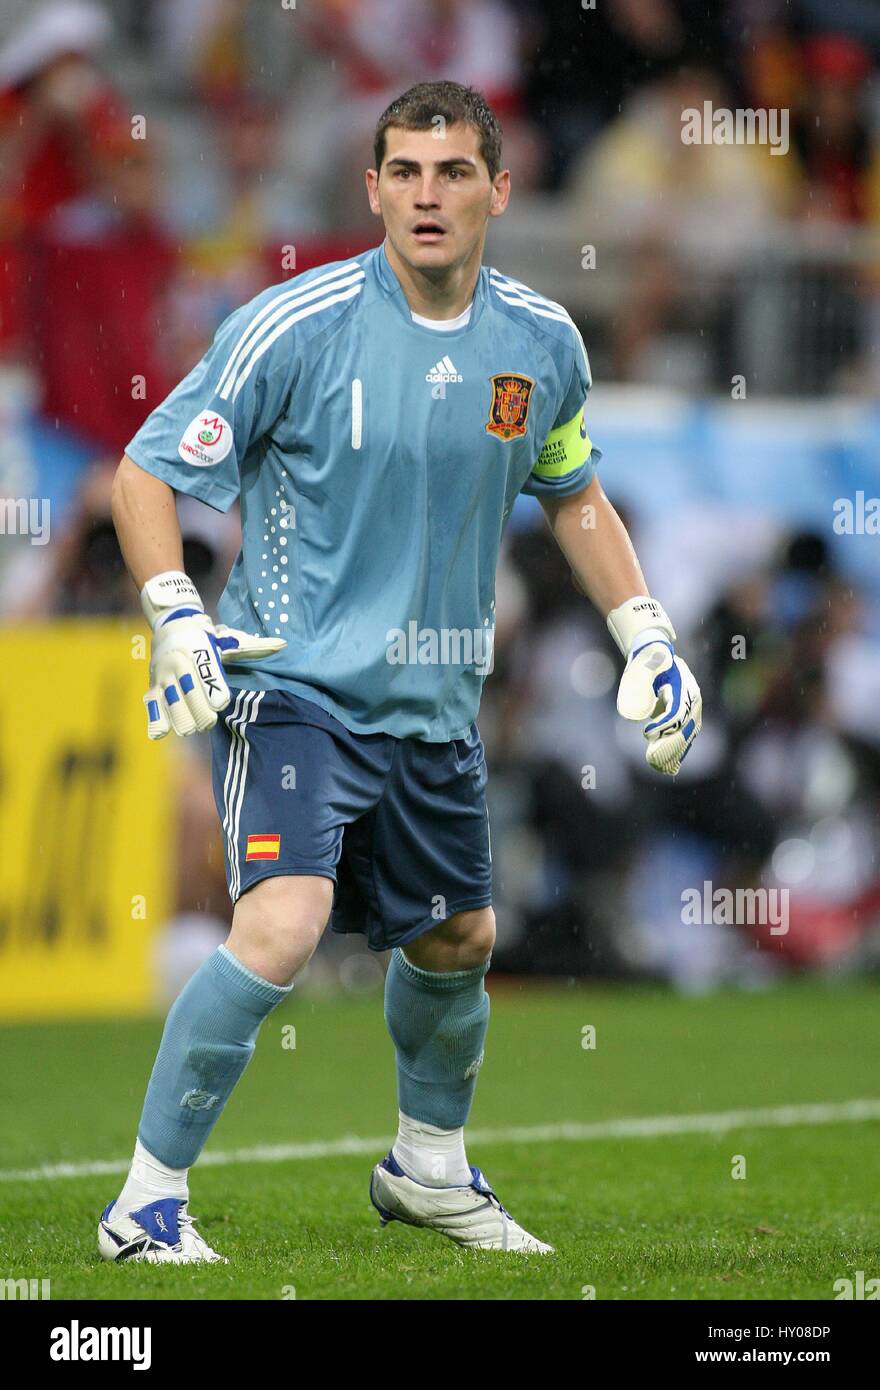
[125,242,600,740]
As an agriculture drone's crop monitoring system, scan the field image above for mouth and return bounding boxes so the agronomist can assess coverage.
[411,221,447,244]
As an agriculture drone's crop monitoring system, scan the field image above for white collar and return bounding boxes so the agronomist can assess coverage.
[410,302,473,332]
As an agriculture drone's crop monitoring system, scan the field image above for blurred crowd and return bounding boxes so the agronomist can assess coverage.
[1,0,879,991]
[483,520,880,988]
[1,0,880,420]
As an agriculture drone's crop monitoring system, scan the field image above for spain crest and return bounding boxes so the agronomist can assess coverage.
[485,373,535,440]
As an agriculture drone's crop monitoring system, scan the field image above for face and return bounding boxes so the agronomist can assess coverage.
[366,122,509,274]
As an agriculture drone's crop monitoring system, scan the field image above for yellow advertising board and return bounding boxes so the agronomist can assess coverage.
[0,620,174,1019]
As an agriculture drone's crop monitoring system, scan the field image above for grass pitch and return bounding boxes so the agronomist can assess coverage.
[1,978,878,1300]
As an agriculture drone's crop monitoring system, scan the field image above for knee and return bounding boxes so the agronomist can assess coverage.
[454,906,495,966]
[404,906,496,973]
[227,875,333,984]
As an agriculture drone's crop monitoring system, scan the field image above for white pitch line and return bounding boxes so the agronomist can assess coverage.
[2,1099,879,1186]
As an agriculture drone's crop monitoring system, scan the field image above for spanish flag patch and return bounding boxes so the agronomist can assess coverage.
[246,833,281,861]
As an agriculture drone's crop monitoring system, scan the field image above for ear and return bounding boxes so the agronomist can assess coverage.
[365,167,382,217]
[489,168,510,218]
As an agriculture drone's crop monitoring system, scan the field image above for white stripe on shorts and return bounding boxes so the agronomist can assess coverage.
[221,690,264,900]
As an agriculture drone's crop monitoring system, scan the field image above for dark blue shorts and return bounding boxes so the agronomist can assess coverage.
[209,688,493,952]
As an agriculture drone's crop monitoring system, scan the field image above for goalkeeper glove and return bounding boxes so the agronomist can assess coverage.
[607,595,702,776]
[141,570,286,740]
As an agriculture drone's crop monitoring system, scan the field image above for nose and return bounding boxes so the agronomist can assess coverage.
[414,175,441,207]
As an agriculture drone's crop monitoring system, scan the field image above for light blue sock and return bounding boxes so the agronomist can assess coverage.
[384,948,490,1130]
[138,945,291,1168]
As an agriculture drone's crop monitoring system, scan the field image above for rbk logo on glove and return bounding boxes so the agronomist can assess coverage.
[141,571,286,741]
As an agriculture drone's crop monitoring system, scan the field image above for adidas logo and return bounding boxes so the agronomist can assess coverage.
[425,355,463,384]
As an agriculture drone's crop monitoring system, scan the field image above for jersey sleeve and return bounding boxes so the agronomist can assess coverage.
[520,322,601,500]
[124,291,298,512]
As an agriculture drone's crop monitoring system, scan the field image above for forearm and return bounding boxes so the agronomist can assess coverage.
[111,454,184,592]
[540,473,649,618]
[542,474,701,774]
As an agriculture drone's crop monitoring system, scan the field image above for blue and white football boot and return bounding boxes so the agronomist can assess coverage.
[97,1197,228,1264]
[370,1151,554,1253]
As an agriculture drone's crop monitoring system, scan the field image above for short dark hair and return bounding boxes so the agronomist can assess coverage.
[373,80,503,181]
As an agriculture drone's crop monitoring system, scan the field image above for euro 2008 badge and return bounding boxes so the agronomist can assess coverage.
[178,411,233,467]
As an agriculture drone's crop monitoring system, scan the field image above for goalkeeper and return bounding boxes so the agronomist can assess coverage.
[101,79,701,1264]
